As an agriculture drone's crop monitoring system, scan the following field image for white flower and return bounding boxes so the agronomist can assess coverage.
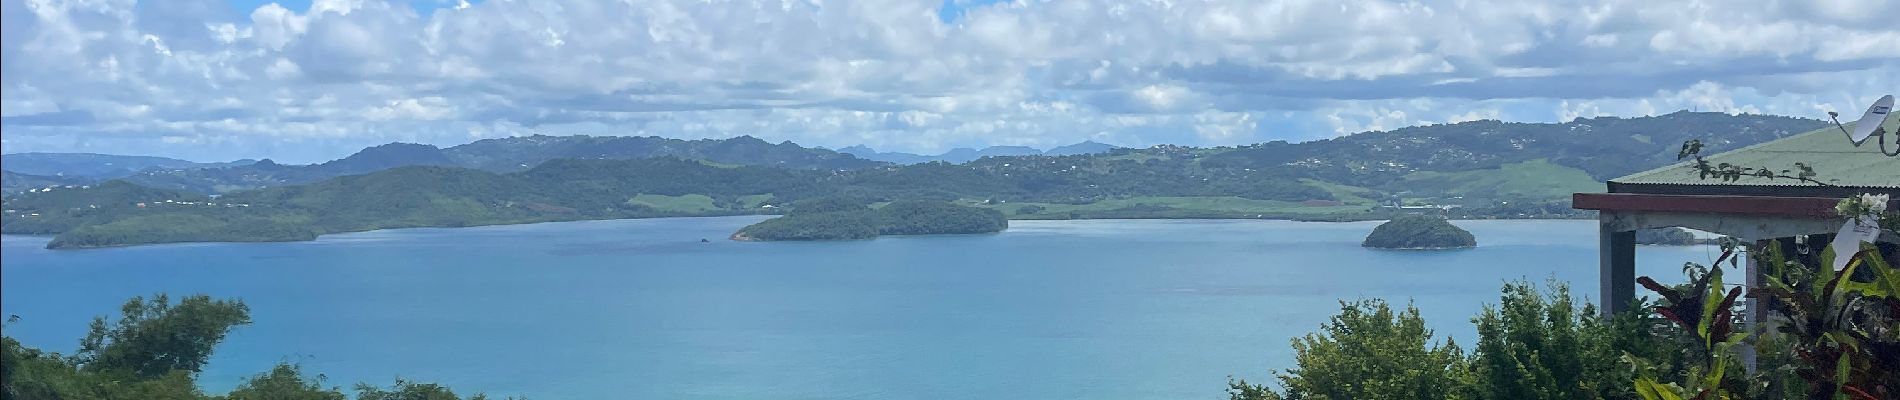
[1862,194,1890,213]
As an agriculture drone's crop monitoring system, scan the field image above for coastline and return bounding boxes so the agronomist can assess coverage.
[729,230,756,242]
[1363,245,1479,250]
[5,213,1595,250]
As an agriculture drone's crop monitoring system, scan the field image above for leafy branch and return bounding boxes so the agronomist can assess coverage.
[1677,140,1833,187]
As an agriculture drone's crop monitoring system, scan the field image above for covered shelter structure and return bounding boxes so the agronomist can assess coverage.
[1573,120,1900,320]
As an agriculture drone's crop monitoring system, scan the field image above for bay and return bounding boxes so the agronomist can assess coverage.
[1,217,1721,399]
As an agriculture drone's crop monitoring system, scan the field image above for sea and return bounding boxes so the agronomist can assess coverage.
[0,217,1721,399]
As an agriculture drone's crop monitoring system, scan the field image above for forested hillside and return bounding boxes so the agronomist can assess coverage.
[117,135,883,193]
[1,112,1832,248]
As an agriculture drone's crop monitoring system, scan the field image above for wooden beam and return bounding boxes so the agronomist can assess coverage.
[1573,193,1843,219]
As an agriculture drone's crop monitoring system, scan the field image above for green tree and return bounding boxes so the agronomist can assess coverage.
[354,379,463,400]
[1471,280,1643,400]
[73,294,252,379]
[4,294,512,400]
[1230,299,1471,400]
[224,363,348,400]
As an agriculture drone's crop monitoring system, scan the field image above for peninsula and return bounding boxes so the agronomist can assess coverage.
[733,199,1008,241]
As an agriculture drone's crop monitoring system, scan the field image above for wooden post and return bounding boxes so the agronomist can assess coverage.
[1600,220,1636,317]
[1742,239,1772,373]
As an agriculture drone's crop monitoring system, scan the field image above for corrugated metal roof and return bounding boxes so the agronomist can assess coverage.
[1612,116,1900,189]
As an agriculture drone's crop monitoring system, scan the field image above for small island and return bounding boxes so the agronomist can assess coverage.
[733,199,1008,241]
[1362,215,1476,250]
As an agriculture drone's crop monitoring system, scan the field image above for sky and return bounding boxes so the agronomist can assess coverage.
[1,0,1896,164]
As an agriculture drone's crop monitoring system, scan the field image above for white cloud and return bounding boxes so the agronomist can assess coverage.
[0,0,1895,163]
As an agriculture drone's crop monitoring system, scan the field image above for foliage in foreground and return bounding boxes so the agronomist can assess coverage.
[1228,299,1469,400]
[1231,280,1683,400]
[1,294,518,400]
[1237,238,1900,400]
[1630,240,1899,400]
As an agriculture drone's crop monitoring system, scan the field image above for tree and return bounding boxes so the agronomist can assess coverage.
[1230,300,1470,400]
[73,294,251,379]
[225,363,348,400]
[1471,281,1649,400]
[4,294,512,400]
[354,379,464,400]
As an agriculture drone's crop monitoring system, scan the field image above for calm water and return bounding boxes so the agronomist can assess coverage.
[2,217,1718,399]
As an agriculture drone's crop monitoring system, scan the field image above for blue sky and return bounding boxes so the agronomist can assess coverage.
[3,0,1896,163]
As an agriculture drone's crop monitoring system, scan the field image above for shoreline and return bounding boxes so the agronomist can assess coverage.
[10,214,1592,250]
[1364,245,1479,250]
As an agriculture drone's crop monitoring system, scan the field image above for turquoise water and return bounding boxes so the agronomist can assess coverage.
[1,217,1719,399]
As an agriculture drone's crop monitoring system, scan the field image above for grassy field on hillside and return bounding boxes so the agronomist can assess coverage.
[626,194,721,213]
[737,194,775,208]
[1398,159,1602,200]
[965,196,1375,219]
[1300,179,1379,204]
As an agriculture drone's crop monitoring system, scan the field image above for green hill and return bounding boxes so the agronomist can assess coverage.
[64,113,1828,204]
[1,113,1832,249]
[1397,159,1603,200]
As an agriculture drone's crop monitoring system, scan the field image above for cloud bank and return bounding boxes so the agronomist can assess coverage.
[2,0,1895,163]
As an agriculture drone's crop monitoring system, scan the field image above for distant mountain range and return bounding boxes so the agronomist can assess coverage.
[1,170,92,194]
[0,153,255,179]
[2,112,1828,199]
[5,135,883,194]
[0,154,255,194]
[4,111,1838,248]
[837,141,1119,164]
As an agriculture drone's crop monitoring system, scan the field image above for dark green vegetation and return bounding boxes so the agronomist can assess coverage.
[1,112,1826,249]
[1202,112,1820,182]
[1361,215,1477,249]
[1,294,515,400]
[1229,281,1692,400]
[733,199,1008,241]
[1232,241,1900,400]
[1626,242,1900,399]
[1228,299,1470,400]
[4,159,799,248]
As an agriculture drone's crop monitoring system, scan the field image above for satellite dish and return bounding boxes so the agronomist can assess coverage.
[1844,95,1894,145]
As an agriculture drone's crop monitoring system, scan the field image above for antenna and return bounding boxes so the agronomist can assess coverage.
[1829,94,1898,157]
